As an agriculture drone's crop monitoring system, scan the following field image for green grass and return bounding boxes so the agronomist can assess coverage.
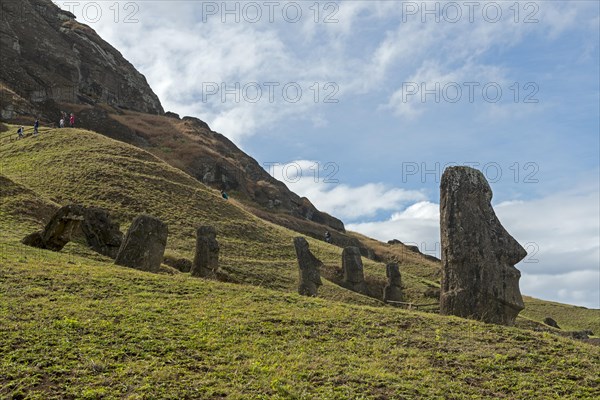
[1,126,599,398]
[1,243,599,399]
[521,296,600,334]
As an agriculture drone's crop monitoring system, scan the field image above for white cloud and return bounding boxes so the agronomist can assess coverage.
[268,160,427,220]
[521,271,599,309]
[347,201,440,252]
[53,0,598,142]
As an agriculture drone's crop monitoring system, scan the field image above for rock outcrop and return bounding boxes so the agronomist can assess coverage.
[342,247,367,294]
[0,0,163,120]
[543,317,560,329]
[114,215,167,273]
[383,263,403,302]
[22,204,84,251]
[440,166,526,325]
[293,237,323,296]
[80,207,123,258]
[190,226,220,278]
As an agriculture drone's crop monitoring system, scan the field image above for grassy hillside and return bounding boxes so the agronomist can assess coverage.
[1,242,599,399]
[0,127,437,306]
[1,127,598,321]
[520,296,600,334]
[1,126,600,398]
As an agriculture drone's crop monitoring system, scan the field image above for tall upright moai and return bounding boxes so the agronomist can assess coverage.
[440,166,526,325]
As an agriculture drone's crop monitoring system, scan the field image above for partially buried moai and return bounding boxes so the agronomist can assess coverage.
[22,204,84,251]
[342,246,367,294]
[114,214,168,273]
[383,262,403,302]
[190,226,220,278]
[440,166,526,325]
[293,237,323,296]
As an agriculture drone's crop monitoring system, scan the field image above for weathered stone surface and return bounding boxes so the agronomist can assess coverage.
[543,317,560,329]
[383,262,403,302]
[440,166,526,325]
[342,246,367,294]
[190,226,220,278]
[22,204,84,251]
[293,237,323,296]
[114,215,168,273]
[81,207,123,258]
[0,0,163,117]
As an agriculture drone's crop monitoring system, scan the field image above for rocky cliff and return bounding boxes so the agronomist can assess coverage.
[0,0,345,233]
[0,0,163,119]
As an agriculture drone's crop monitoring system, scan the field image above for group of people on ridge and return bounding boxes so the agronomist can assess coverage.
[59,111,76,128]
[16,118,39,139]
[16,112,75,140]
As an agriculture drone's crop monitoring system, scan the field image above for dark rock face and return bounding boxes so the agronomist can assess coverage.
[342,247,367,294]
[543,317,561,329]
[383,263,403,302]
[293,237,323,296]
[115,215,168,273]
[440,166,526,325]
[77,107,150,148]
[80,207,123,258]
[22,204,84,251]
[0,0,163,120]
[190,226,220,278]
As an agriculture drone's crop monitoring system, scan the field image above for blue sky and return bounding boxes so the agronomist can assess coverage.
[54,1,599,308]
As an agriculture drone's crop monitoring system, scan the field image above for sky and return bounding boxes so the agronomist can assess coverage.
[52,0,600,308]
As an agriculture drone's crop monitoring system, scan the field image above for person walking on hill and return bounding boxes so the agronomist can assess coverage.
[325,230,332,243]
[220,190,229,200]
[59,117,65,128]
[17,126,24,139]
[69,113,75,128]
[33,119,39,135]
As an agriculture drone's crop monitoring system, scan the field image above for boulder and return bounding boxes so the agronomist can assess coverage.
[342,246,367,294]
[570,331,590,340]
[543,317,560,329]
[81,207,123,258]
[114,215,168,273]
[293,237,323,296]
[190,226,220,278]
[383,262,403,302]
[440,166,526,325]
[22,204,84,251]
